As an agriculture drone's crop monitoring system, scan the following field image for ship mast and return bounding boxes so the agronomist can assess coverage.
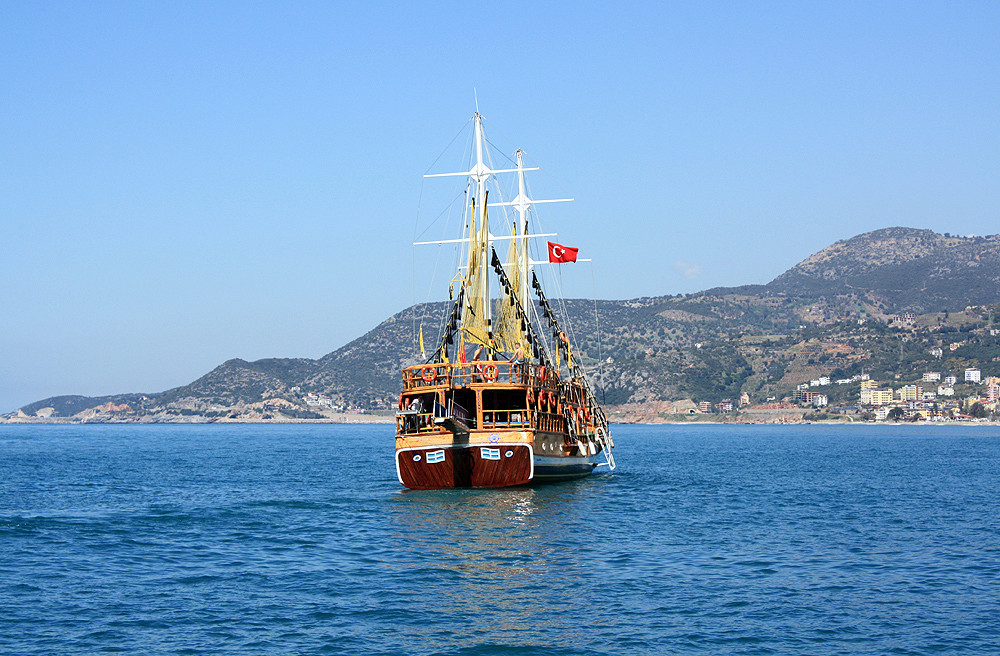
[495,149,574,316]
[514,150,530,315]
[471,113,492,340]
[420,112,564,356]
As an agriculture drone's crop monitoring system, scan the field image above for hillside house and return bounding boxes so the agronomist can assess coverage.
[795,390,817,404]
[861,388,894,406]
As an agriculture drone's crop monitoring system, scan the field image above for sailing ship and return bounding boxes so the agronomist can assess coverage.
[394,112,616,489]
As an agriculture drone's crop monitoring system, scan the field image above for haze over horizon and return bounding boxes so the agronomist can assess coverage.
[3,2,999,412]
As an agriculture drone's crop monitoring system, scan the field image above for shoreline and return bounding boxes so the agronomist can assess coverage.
[2,416,997,427]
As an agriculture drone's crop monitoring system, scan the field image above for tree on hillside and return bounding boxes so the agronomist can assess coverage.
[969,402,988,419]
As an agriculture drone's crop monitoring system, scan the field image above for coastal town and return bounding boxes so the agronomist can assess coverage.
[687,366,999,423]
[680,313,1000,423]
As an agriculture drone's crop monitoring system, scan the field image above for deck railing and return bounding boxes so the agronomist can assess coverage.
[395,411,441,436]
[398,362,590,436]
[397,408,565,435]
[533,410,566,434]
[402,362,558,392]
[482,410,529,429]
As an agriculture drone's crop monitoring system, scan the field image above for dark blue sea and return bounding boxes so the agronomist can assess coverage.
[2,424,999,655]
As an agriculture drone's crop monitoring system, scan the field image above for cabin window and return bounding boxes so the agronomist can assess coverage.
[481,389,528,428]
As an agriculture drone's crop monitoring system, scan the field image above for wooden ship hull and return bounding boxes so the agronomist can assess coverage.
[395,362,612,489]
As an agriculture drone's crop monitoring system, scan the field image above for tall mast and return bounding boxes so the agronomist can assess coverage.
[513,149,531,314]
[418,112,549,354]
[497,149,575,316]
[471,113,492,338]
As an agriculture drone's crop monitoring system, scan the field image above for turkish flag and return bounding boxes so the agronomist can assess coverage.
[547,241,579,263]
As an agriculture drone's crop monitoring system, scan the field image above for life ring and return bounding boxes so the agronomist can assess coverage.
[538,366,546,383]
[398,393,405,410]
[585,407,591,421]
[526,388,534,404]
[483,363,499,381]
[548,391,556,407]
[420,366,436,383]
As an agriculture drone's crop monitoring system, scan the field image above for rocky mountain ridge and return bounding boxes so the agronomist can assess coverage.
[8,227,1000,422]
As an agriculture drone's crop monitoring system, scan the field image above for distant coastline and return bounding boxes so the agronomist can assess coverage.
[4,408,997,427]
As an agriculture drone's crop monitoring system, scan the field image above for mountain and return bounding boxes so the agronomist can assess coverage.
[766,227,1000,312]
[9,227,1000,422]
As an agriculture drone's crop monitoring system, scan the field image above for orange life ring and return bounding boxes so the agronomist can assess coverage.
[483,363,499,381]
[420,366,436,383]
[527,388,534,404]
[548,391,556,407]
[539,366,546,383]
[399,393,405,410]
[585,408,591,421]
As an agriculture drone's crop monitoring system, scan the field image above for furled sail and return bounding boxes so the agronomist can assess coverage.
[461,196,490,349]
[492,221,527,352]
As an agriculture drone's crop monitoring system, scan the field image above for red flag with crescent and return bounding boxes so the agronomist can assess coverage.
[547,241,578,263]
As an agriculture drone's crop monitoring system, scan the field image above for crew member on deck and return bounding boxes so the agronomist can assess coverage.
[510,342,526,382]
[472,345,485,382]
[408,396,423,431]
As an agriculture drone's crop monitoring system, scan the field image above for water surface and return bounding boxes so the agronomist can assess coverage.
[2,424,999,654]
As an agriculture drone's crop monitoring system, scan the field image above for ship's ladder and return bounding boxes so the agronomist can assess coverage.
[593,426,616,470]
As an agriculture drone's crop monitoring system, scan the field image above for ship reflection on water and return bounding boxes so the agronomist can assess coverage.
[387,478,612,648]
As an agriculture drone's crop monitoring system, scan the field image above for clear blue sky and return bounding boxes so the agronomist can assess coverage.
[2,1,998,412]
